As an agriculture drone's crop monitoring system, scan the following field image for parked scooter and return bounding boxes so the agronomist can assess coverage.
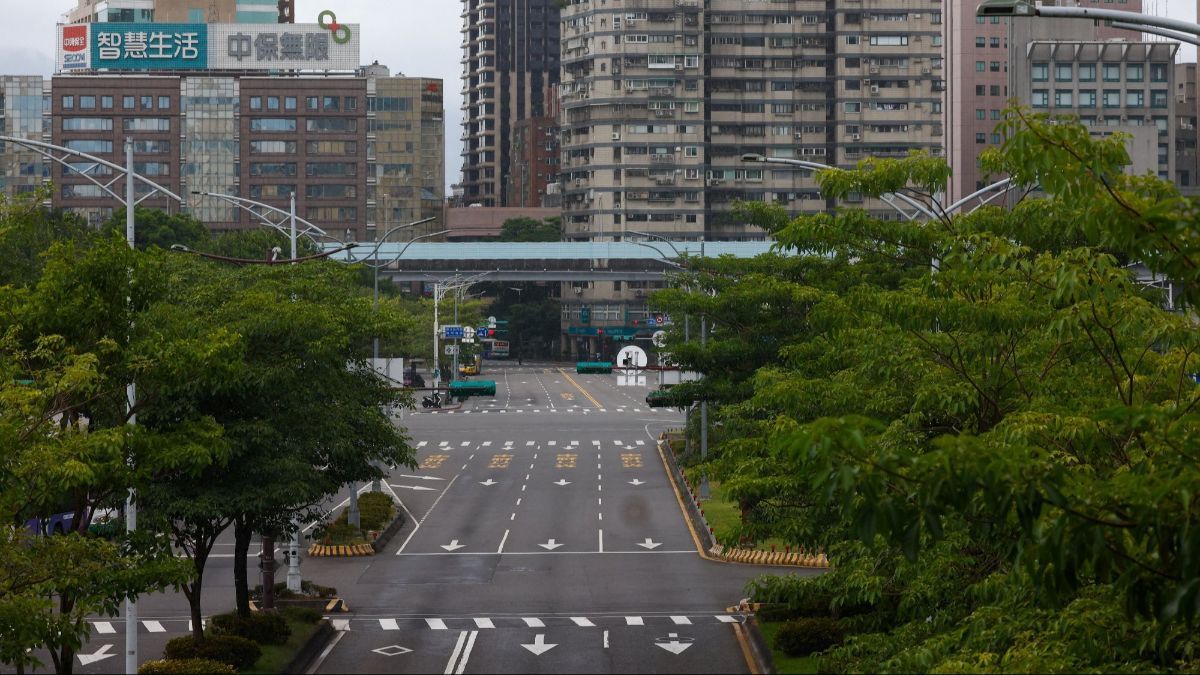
[421,392,443,409]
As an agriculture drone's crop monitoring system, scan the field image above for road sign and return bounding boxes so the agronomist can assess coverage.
[476,327,489,338]
[441,325,465,339]
[463,336,475,344]
[616,345,649,369]
[652,330,667,348]
[444,345,459,356]
[647,317,657,327]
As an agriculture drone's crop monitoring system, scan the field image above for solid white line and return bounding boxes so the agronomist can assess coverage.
[598,529,604,552]
[396,474,459,556]
[380,618,399,630]
[444,630,467,675]
[497,529,510,554]
[456,631,478,674]
[395,550,697,556]
[306,630,346,675]
[94,621,115,634]
[143,620,166,633]
[427,618,449,630]
[625,616,644,626]
[604,629,610,648]
[474,618,494,629]
[571,617,595,627]
[523,617,545,627]
[671,616,692,625]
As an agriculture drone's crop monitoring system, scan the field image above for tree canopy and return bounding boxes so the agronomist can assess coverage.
[497,216,561,242]
[651,110,1200,672]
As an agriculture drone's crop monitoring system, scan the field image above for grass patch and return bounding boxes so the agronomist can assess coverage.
[240,617,320,675]
[759,621,819,675]
[682,471,786,550]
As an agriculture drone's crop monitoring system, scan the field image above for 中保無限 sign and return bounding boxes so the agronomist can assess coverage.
[56,23,360,73]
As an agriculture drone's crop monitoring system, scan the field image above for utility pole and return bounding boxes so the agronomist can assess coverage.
[124,138,138,674]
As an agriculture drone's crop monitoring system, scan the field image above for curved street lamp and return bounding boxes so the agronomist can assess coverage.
[977,0,1200,46]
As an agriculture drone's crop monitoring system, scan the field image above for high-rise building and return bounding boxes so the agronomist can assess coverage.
[67,0,290,24]
[1176,63,1198,192]
[558,0,945,244]
[946,0,1144,202]
[0,77,51,198]
[459,0,561,206]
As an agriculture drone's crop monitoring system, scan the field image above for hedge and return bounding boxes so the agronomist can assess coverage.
[164,635,262,671]
[774,617,845,657]
[209,611,291,645]
[138,658,237,674]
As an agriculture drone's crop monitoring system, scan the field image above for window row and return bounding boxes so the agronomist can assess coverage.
[248,118,359,132]
[61,117,171,132]
[62,94,170,111]
[247,184,358,199]
[247,162,358,177]
[247,140,359,154]
[1032,62,1169,83]
[1031,89,1170,109]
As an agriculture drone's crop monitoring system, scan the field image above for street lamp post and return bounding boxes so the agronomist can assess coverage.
[976,0,1200,46]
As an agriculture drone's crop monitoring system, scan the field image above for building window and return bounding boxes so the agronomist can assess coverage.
[975,84,986,96]
[1054,90,1073,107]
[976,109,986,120]
[990,37,1001,48]
[1079,64,1096,82]
[61,95,74,110]
[307,96,319,110]
[1149,63,1168,82]
[991,133,1002,144]
[990,85,1001,96]
[975,37,986,48]
[267,96,280,111]
[123,118,170,132]
[285,96,297,111]
[991,109,1001,120]
[1103,90,1121,107]
[344,96,357,111]
[1055,64,1073,81]
[977,61,987,73]
[990,61,1001,72]
[1126,64,1143,82]
[249,96,262,111]
[79,95,95,109]
[1032,90,1049,108]
[250,118,298,132]
[158,96,170,110]
[123,95,134,109]
[322,96,340,111]
[976,132,986,144]
[1079,90,1096,108]
[1103,63,1121,81]
[140,95,153,109]
[1150,90,1168,108]
[101,95,113,110]
[1126,90,1144,107]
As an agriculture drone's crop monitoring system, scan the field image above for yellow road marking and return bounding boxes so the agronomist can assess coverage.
[489,454,513,469]
[620,453,643,469]
[556,453,578,469]
[558,369,602,408]
[420,454,449,469]
[732,622,760,675]
[560,392,575,401]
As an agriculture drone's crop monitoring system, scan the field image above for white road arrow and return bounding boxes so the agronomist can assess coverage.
[637,538,662,550]
[78,644,116,666]
[655,633,694,655]
[553,479,572,486]
[395,474,445,481]
[538,539,563,550]
[628,479,646,486]
[441,540,466,551]
[521,634,558,656]
[392,484,437,491]
[480,479,498,486]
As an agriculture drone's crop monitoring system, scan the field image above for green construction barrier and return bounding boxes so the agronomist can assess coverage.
[448,380,497,399]
[575,362,613,374]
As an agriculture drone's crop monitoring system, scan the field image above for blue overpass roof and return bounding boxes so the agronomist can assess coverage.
[329,240,779,263]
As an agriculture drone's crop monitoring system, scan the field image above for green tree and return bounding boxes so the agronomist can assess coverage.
[652,111,1200,671]
[497,216,561,242]
[136,256,419,632]
[0,187,95,288]
[103,207,211,252]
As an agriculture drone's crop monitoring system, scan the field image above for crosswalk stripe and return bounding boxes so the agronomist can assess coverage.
[333,619,350,631]
[474,618,495,629]
[461,441,470,447]
[426,618,448,630]
[548,441,556,446]
[380,619,400,630]
[143,621,166,633]
[592,440,601,446]
[670,616,691,625]
[715,615,738,623]
[94,621,115,634]
[417,441,428,448]
[526,441,535,446]
[636,440,645,445]
[482,441,492,446]
[522,617,545,627]
[625,616,644,626]
[571,617,595,627]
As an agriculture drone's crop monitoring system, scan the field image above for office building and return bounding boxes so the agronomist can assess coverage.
[945,0,1144,202]
[460,0,561,206]
[67,0,292,24]
[0,77,51,198]
[1176,63,1198,192]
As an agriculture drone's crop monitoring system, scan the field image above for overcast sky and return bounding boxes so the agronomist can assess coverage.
[2,0,1196,194]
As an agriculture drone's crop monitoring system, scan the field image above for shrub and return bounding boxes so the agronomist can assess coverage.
[164,635,262,670]
[774,617,845,657]
[357,492,395,531]
[209,611,291,645]
[139,658,237,674]
[281,605,324,624]
[251,579,337,600]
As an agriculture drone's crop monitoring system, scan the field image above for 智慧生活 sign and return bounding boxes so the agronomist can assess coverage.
[55,23,360,73]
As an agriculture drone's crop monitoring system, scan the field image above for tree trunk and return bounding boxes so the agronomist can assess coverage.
[54,595,76,675]
[261,534,276,611]
[181,552,208,641]
[233,516,253,617]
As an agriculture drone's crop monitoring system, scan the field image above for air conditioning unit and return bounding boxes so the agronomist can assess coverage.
[852,133,861,141]
[635,289,645,297]
[575,179,582,187]
[795,131,804,139]
[870,85,880,95]
[708,178,722,186]
[922,67,931,74]
[675,64,684,71]
[869,66,879,74]
[612,132,621,140]
[656,110,670,117]
[626,86,635,92]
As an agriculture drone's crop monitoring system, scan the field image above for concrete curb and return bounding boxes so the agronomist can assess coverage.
[658,432,830,569]
[307,543,375,557]
[282,618,335,675]
[371,510,407,553]
[743,615,777,675]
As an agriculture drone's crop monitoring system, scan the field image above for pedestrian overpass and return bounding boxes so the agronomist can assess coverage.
[325,241,779,282]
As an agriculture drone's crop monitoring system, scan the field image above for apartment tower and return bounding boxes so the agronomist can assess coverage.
[946,0,1144,202]
[460,0,561,206]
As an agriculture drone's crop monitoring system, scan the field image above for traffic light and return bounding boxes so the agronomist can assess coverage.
[597,329,605,337]
[488,329,495,337]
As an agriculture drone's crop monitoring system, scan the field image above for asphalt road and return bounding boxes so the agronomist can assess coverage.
[23,362,814,674]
